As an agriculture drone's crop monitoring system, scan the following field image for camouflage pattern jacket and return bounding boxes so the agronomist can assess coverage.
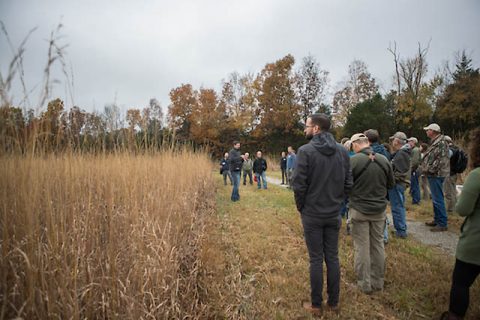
[421,134,450,178]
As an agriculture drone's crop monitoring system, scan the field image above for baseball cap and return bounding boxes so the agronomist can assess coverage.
[350,133,368,143]
[423,123,441,132]
[389,131,407,142]
[407,137,418,144]
[444,135,452,143]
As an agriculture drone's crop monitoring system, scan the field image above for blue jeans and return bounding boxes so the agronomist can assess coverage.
[388,184,407,237]
[301,214,341,308]
[410,170,421,204]
[231,171,241,201]
[255,171,267,189]
[340,197,349,218]
[383,216,389,242]
[428,176,448,227]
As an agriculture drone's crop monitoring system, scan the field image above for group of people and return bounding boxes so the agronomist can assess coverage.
[220,144,299,199]
[220,145,269,201]
[290,114,479,319]
[218,114,479,318]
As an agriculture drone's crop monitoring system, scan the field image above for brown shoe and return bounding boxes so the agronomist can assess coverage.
[302,301,322,316]
[425,220,437,227]
[431,226,448,232]
[326,303,340,314]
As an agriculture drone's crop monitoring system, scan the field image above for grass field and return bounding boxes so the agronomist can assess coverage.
[0,151,215,319]
[201,174,480,319]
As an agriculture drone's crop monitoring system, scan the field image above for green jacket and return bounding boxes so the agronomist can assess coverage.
[242,159,253,171]
[455,168,480,266]
[349,147,395,214]
[422,134,450,177]
[410,146,421,171]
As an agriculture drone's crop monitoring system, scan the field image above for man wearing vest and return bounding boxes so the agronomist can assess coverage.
[422,123,450,232]
[349,133,395,294]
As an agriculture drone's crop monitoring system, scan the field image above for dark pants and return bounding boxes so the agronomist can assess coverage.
[410,169,421,204]
[243,169,253,185]
[449,259,480,317]
[281,168,287,184]
[301,214,341,307]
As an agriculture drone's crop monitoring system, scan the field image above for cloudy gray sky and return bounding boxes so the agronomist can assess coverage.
[1,0,479,115]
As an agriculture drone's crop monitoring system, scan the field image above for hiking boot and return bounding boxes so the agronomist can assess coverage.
[425,220,437,227]
[431,226,448,232]
[302,301,322,316]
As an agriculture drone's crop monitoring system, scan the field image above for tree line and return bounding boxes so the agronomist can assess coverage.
[1,44,479,156]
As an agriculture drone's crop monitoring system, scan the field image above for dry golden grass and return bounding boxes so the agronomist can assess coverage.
[0,151,215,319]
[202,176,480,319]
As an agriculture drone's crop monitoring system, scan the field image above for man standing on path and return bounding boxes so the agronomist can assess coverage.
[242,152,253,185]
[408,137,422,205]
[388,132,411,239]
[220,152,233,186]
[444,136,468,213]
[349,133,394,294]
[253,150,268,190]
[422,123,450,232]
[228,141,243,202]
[292,114,353,315]
[286,146,296,187]
[280,151,287,185]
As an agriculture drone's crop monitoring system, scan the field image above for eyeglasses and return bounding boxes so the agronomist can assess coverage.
[305,125,314,128]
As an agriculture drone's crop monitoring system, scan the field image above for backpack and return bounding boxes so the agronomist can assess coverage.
[450,147,468,174]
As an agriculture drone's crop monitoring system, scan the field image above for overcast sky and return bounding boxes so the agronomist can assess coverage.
[1,0,479,115]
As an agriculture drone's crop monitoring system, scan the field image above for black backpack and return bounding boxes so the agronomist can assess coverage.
[450,147,468,174]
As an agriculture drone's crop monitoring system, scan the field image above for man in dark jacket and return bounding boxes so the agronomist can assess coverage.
[364,129,391,243]
[349,133,395,294]
[228,141,243,202]
[253,150,268,189]
[388,132,411,238]
[220,152,233,186]
[280,151,287,184]
[292,113,353,315]
[364,129,391,160]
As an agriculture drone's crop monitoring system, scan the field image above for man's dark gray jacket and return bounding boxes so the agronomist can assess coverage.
[292,132,353,218]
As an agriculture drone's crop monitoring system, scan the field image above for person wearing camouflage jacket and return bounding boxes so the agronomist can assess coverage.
[422,123,450,232]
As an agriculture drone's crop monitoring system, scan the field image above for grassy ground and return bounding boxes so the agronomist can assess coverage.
[200,173,480,319]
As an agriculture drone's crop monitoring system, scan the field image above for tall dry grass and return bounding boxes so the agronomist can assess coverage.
[0,151,214,319]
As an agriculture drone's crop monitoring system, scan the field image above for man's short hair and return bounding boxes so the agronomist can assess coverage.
[364,129,379,143]
[233,140,240,145]
[310,113,331,131]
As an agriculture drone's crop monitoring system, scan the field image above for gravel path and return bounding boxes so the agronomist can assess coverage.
[389,214,458,256]
[266,176,459,256]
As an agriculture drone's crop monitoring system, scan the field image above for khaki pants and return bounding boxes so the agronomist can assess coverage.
[350,207,385,293]
[444,174,457,212]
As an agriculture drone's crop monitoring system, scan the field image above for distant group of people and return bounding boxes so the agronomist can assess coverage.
[219,114,479,318]
[220,144,299,199]
[219,143,269,201]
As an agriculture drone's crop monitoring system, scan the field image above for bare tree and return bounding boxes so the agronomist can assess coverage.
[295,55,329,122]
